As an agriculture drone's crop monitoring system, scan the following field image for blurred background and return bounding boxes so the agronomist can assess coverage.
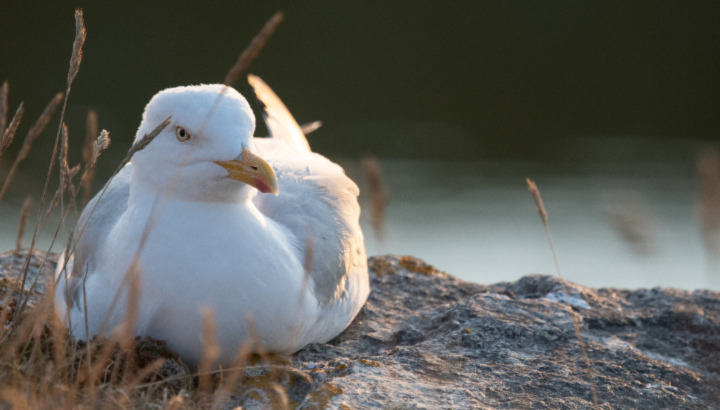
[1,1,720,289]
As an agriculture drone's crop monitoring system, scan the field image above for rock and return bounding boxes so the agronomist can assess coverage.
[2,251,719,408]
[288,256,720,408]
[0,249,56,307]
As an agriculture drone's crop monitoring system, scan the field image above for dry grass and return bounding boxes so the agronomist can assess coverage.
[0,102,23,159]
[0,81,8,134]
[0,9,198,407]
[224,11,284,87]
[80,110,99,205]
[697,147,720,261]
[0,92,64,203]
[0,8,299,408]
[362,154,388,246]
[15,195,32,252]
[526,178,599,408]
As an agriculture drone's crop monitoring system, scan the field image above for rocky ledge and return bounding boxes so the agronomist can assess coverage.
[2,251,720,408]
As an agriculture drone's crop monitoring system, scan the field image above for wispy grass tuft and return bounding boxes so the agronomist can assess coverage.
[526,178,599,408]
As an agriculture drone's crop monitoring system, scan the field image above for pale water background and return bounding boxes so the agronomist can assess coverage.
[1,135,718,291]
[2,2,720,291]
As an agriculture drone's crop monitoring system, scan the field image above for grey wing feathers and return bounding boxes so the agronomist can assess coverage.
[252,146,365,305]
[64,165,131,309]
[249,74,365,305]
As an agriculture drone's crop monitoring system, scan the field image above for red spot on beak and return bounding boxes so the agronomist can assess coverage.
[254,177,272,194]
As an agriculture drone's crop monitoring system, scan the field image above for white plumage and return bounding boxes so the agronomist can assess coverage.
[55,76,369,367]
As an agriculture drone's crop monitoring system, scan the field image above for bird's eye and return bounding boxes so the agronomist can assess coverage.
[175,126,191,142]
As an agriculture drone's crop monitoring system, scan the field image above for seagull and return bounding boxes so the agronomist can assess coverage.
[55,76,369,367]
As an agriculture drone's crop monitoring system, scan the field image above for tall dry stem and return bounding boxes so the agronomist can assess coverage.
[224,11,284,87]
[526,178,599,407]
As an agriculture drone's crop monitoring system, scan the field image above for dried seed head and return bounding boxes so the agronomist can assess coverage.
[0,102,24,157]
[68,9,87,86]
[0,93,62,203]
[95,130,110,156]
[88,130,110,168]
[526,178,548,225]
[60,123,71,175]
[18,92,64,161]
[80,130,110,205]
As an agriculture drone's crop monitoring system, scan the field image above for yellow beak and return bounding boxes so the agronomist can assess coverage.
[214,147,279,195]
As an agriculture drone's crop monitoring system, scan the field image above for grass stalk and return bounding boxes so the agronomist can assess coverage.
[15,195,32,253]
[0,101,24,158]
[224,11,284,87]
[81,110,99,205]
[12,9,86,329]
[0,81,8,133]
[2,8,296,407]
[697,147,720,264]
[0,92,63,203]
[362,154,388,246]
[198,308,220,393]
[526,178,599,407]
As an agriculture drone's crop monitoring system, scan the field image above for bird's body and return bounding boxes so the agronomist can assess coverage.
[55,78,369,367]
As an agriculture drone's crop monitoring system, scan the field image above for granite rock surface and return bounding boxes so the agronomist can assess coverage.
[2,251,719,408]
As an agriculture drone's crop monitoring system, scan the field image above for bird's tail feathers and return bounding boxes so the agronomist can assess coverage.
[248,74,312,153]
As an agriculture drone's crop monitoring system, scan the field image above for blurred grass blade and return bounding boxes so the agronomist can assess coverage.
[16,195,32,252]
[0,81,8,134]
[0,102,24,158]
[0,92,63,203]
[224,11,284,87]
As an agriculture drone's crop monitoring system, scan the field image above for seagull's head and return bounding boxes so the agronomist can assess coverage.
[130,84,278,203]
